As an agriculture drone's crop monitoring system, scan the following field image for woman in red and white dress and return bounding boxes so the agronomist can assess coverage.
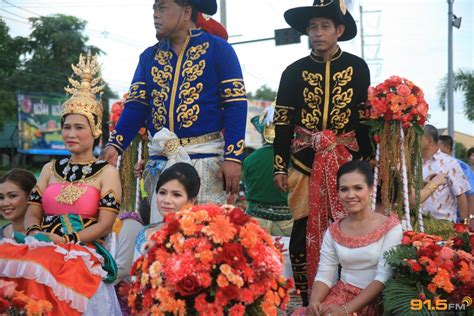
[298,160,403,316]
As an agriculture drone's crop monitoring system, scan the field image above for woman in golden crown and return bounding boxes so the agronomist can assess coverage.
[0,52,122,315]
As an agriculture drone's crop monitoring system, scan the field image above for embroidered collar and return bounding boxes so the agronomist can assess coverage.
[329,213,400,248]
[189,28,203,37]
[310,46,343,63]
[54,158,108,183]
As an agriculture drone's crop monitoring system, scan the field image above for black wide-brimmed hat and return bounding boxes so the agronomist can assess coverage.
[284,0,357,41]
[188,0,217,15]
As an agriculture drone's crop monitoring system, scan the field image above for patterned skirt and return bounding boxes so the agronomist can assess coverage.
[292,280,381,316]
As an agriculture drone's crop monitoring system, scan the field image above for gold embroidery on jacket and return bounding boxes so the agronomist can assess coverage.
[225,139,245,156]
[275,154,286,170]
[274,105,293,125]
[221,80,246,98]
[151,50,173,131]
[109,130,124,146]
[125,82,147,105]
[175,42,209,129]
[330,66,353,130]
[301,71,323,130]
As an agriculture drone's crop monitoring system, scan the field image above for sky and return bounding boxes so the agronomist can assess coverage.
[1,0,473,135]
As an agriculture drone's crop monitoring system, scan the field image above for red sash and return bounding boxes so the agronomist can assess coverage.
[292,127,358,294]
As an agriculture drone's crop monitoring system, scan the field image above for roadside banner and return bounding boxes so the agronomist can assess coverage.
[17,93,69,155]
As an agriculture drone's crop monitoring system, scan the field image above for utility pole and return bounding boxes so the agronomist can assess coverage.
[220,0,227,29]
[447,0,454,138]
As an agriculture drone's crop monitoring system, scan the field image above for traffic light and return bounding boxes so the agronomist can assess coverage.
[274,28,301,46]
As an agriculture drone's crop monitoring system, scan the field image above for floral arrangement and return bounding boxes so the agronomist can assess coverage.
[365,76,429,224]
[109,93,126,132]
[0,279,53,315]
[382,229,473,315]
[129,204,294,315]
[366,76,428,129]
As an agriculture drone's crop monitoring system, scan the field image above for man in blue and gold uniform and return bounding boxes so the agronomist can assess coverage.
[101,0,247,207]
[273,0,373,306]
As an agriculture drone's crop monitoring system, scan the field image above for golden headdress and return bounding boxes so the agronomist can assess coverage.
[62,50,105,138]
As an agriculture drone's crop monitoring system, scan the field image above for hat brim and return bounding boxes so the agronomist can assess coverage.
[192,1,217,15]
[284,6,357,41]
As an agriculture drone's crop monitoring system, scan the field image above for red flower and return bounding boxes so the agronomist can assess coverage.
[11,297,27,309]
[0,298,9,313]
[229,303,246,316]
[407,259,422,272]
[222,243,246,268]
[401,236,411,245]
[221,286,240,301]
[453,223,468,234]
[176,275,200,296]
[167,219,181,235]
[373,134,380,143]
[451,237,463,248]
[228,208,250,226]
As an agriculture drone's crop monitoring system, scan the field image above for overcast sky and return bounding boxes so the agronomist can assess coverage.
[1,0,473,135]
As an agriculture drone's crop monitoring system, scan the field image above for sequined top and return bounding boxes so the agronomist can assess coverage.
[108,29,248,163]
[273,47,373,175]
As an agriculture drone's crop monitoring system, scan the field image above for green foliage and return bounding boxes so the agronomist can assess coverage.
[0,15,116,136]
[438,69,474,122]
[384,244,417,268]
[249,85,277,101]
[383,279,432,316]
[454,141,468,163]
[0,19,28,129]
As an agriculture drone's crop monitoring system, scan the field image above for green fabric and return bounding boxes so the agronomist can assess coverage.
[13,232,51,243]
[246,201,292,221]
[59,214,84,234]
[92,241,118,284]
[251,115,265,134]
[243,145,288,206]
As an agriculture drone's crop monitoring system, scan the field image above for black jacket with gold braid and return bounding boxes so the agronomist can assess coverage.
[273,47,373,176]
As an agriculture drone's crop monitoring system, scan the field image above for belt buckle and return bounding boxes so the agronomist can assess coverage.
[163,138,180,155]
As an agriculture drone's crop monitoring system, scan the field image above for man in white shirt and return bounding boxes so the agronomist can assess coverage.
[421,125,470,222]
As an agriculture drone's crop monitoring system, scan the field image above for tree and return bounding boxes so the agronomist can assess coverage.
[438,69,474,122]
[454,141,467,163]
[248,84,277,101]
[0,19,28,129]
[0,15,116,139]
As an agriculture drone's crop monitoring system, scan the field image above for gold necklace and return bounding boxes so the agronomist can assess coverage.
[55,158,95,205]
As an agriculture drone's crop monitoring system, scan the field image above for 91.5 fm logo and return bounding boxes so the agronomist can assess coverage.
[410,296,472,311]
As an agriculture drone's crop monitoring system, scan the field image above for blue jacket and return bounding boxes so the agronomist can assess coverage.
[108,29,248,163]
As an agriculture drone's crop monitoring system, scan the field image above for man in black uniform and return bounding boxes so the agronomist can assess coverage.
[273,0,373,305]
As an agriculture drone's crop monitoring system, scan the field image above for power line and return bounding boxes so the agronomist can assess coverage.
[0,15,30,25]
[0,8,29,20]
[1,0,40,17]
[0,3,150,8]
[1,1,147,49]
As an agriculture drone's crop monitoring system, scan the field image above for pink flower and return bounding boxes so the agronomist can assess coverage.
[440,247,455,261]
[0,280,16,298]
[396,84,411,96]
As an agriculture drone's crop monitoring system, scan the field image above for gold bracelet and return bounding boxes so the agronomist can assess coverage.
[426,182,438,194]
